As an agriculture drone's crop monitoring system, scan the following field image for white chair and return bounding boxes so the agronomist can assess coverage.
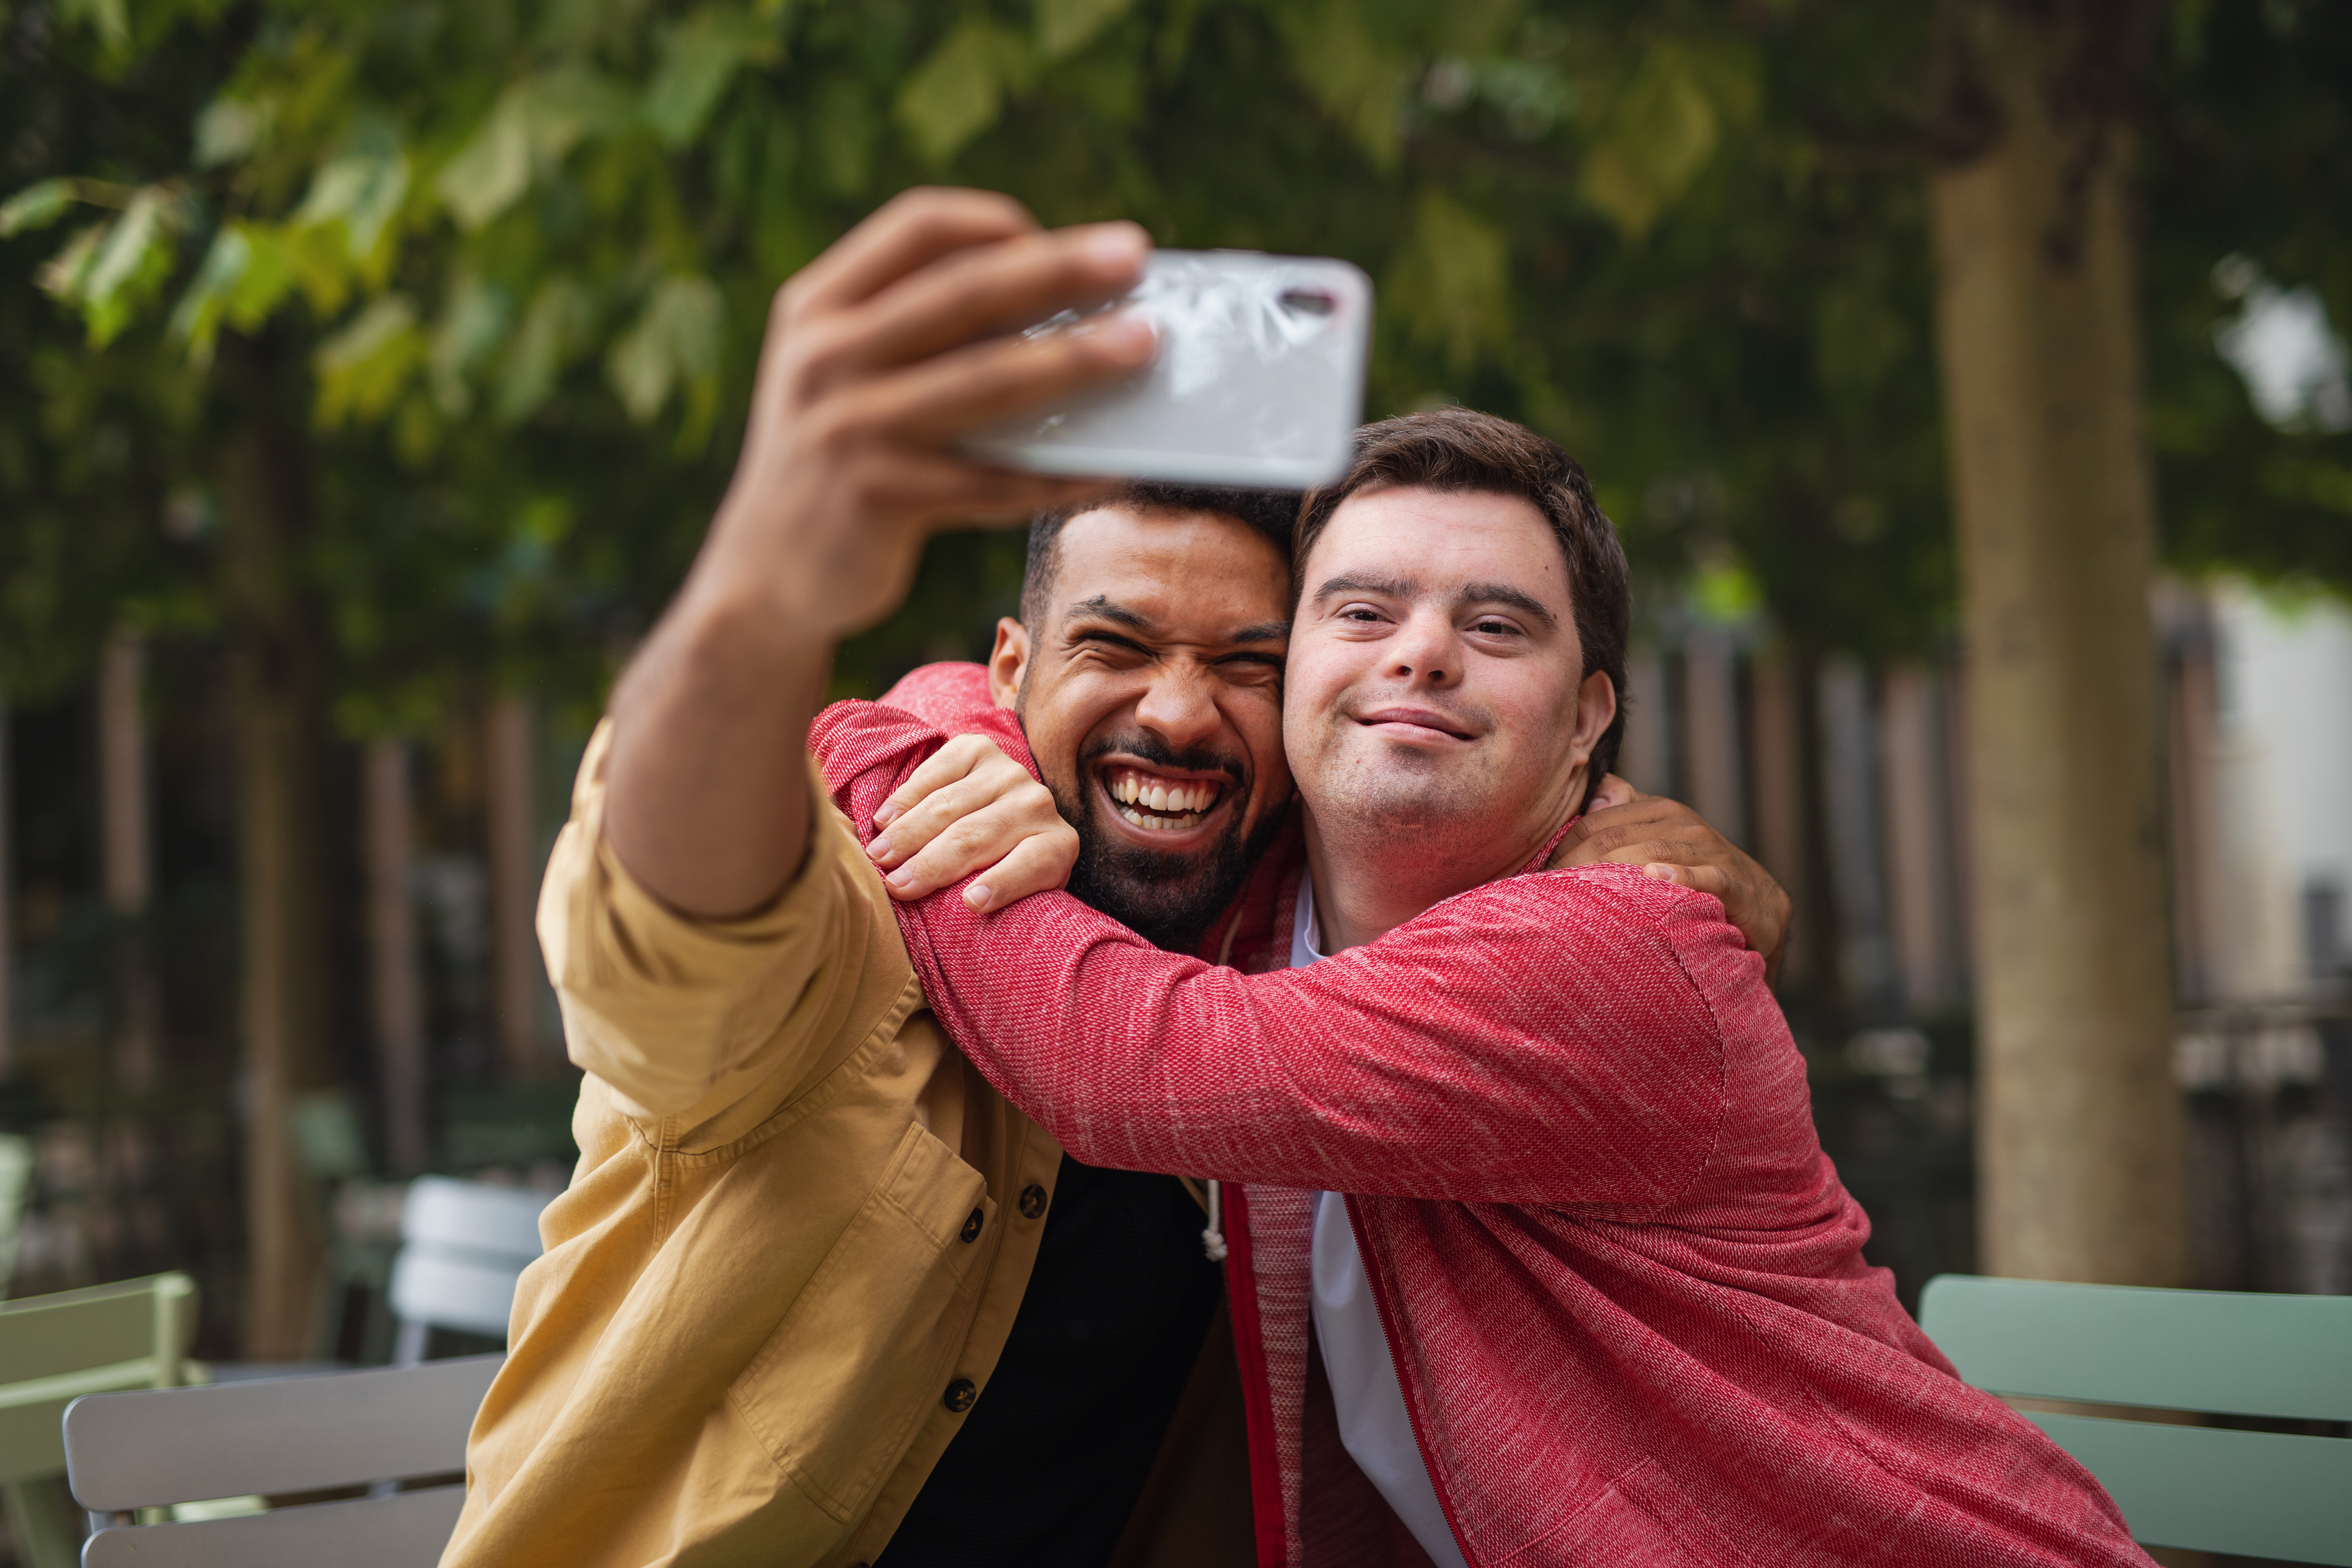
[387,1178,547,1364]
[62,1354,502,1567]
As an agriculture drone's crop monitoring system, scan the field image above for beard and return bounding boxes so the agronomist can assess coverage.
[1049,732,1289,953]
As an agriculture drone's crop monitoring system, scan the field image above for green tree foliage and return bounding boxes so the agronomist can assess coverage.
[2143,0,2352,589]
[4,0,2345,719]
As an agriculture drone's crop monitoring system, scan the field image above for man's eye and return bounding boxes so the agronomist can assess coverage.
[1341,607,1383,623]
[1471,618,1516,636]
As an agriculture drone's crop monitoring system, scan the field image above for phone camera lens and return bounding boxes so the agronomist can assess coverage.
[1278,287,1337,317]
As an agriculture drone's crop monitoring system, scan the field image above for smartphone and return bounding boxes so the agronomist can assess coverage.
[962,249,1373,489]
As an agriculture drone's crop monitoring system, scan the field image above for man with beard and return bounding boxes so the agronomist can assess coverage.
[441,190,1780,1568]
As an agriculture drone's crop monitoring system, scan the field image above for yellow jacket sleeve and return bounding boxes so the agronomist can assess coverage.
[537,719,879,1124]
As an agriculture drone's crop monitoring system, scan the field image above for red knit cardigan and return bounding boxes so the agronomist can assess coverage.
[810,667,2148,1568]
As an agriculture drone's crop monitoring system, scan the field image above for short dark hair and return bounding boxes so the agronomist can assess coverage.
[1020,482,1301,628]
[1292,408,1631,794]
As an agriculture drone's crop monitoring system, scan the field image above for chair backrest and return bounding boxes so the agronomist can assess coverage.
[1919,1273,2352,1566]
[386,1178,547,1348]
[63,1353,502,1568]
[0,1133,32,1298]
[0,1273,195,1485]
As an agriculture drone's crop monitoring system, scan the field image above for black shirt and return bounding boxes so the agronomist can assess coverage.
[875,1153,1225,1568]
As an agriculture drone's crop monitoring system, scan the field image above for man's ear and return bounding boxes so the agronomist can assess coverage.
[1570,670,1618,769]
[987,617,1031,710]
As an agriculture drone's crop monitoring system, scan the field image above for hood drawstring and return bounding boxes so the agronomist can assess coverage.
[1199,901,1247,1265]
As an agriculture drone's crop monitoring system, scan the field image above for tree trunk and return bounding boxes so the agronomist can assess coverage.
[1928,0,2185,1286]
[99,628,158,1093]
[220,334,332,1358]
[486,695,542,1081]
[365,738,428,1170]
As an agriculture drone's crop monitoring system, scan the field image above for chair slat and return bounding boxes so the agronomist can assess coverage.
[1919,1275,2352,1420]
[82,1483,465,1568]
[0,1285,167,1384]
[2029,1412,2352,1566]
[64,1355,501,1510]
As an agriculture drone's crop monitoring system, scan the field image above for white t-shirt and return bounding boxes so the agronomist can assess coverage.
[1293,874,1471,1568]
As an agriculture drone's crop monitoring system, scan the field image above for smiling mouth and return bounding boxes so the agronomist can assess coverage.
[1099,765,1230,833]
[1355,710,1475,741]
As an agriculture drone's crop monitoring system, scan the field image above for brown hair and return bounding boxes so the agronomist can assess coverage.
[1292,408,1631,796]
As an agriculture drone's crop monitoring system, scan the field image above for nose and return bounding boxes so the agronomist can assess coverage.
[1384,612,1457,688]
[1134,665,1225,751]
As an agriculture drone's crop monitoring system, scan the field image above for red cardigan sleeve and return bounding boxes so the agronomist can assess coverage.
[810,690,1740,1210]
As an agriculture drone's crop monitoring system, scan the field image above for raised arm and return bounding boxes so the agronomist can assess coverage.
[600,191,1153,920]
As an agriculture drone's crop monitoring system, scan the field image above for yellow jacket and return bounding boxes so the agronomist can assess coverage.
[439,726,1247,1567]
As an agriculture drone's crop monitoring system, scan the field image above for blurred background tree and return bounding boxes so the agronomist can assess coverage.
[2,0,2346,1353]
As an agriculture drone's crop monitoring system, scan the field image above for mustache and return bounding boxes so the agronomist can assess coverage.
[1078,731,1247,789]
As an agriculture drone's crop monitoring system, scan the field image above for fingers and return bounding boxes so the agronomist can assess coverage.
[1550,794,1678,867]
[867,738,1071,899]
[874,735,998,832]
[1595,836,1692,869]
[879,811,1003,898]
[1641,862,1732,900]
[835,447,1116,530]
[1586,772,1645,811]
[869,757,1017,873]
[1553,817,1671,869]
[955,830,1079,913]
[828,222,1150,380]
[789,189,1039,316]
[1643,859,1792,965]
[837,308,1157,447]
[880,800,1076,901]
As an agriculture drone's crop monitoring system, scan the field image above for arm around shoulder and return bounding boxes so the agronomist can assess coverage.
[893,860,1731,1206]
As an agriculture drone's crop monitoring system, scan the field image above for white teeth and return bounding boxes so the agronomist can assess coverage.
[1115,803,1204,832]
[1104,768,1222,828]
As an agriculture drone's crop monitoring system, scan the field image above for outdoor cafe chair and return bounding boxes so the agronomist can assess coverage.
[387,1176,546,1364]
[0,1132,32,1298]
[0,1272,198,1568]
[63,1353,502,1567]
[1919,1273,2352,1565]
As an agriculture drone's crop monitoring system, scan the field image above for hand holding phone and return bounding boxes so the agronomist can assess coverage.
[962,250,1373,489]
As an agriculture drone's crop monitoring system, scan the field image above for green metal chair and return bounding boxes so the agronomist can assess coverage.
[1919,1273,2352,1565]
[0,1272,198,1568]
[0,1133,32,1299]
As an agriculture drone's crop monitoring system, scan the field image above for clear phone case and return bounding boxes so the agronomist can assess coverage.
[962,250,1373,489]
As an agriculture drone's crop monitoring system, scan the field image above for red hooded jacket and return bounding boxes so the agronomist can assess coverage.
[809,665,2147,1568]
